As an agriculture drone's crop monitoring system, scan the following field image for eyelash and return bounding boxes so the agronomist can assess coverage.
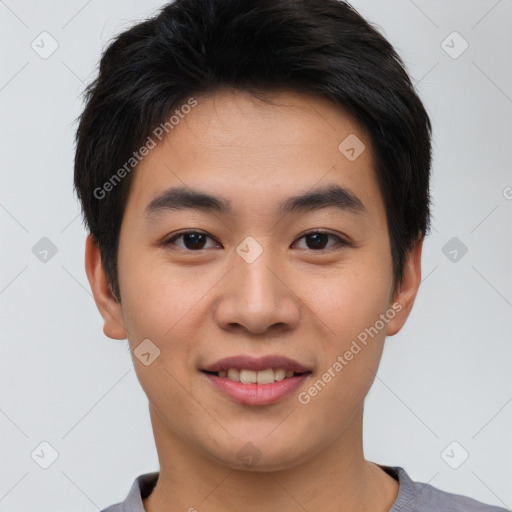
[162,229,349,253]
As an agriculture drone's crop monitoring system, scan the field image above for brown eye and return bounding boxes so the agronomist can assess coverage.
[164,231,219,251]
[293,230,347,251]
[304,233,330,250]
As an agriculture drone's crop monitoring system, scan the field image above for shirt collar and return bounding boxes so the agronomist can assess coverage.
[117,465,415,512]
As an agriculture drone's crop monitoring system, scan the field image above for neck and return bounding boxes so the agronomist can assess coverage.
[143,404,399,512]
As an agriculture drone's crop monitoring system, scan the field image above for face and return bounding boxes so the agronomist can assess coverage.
[87,88,421,472]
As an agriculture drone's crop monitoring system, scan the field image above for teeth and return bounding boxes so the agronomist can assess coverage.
[239,369,257,383]
[256,368,274,384]
[218,368,302,384]
[227,368,240,381]
[274,368,286,381]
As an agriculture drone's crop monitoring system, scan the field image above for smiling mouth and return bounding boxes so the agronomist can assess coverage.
[202,368,311,384]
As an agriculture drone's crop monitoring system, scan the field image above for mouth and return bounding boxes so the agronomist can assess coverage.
[200,355,313,405]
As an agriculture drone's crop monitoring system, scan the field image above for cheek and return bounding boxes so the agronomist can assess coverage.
[119,261,206,402]
[299,257,391,397]
[119,250,210,340]
[300,289,390,435]
[301,257,391,342]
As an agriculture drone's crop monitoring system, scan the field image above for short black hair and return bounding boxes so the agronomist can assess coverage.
[74,0,432,303]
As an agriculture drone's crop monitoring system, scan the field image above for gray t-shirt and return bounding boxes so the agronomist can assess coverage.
[101,465,510,512]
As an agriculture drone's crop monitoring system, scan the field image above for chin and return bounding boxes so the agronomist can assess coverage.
[204,436,314,473]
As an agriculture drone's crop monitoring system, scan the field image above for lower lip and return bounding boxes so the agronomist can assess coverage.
[202,372,310,405]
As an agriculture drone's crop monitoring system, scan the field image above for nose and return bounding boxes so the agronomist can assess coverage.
[213,248,301,336]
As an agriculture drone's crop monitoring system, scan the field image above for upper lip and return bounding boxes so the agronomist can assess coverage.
[202,355,311,373]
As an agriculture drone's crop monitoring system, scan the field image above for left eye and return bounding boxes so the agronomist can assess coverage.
[163,230,346,251]
[293,231,346,250]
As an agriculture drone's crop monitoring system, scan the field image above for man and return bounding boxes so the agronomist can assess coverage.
[73,0,509,510]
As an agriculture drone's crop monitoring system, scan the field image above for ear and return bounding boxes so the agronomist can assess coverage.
[84,234,128,340]
[386,236,423,337]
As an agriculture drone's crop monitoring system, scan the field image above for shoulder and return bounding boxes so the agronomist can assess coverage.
[100,505,122,512]
[411,479,509,512]
[99,472,160,512]
[380,465,510,512]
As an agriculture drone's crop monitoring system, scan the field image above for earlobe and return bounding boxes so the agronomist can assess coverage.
[386,237,423,337]
[84,234,128,340]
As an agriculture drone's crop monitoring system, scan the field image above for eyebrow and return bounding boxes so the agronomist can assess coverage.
[144,184,366,221]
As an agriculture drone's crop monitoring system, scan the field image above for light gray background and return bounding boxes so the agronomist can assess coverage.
[1,1,511,510]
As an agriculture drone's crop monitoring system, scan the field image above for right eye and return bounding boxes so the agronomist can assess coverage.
[162,230,221,251]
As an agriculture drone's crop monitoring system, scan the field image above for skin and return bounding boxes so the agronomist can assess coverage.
[85,88,423,512]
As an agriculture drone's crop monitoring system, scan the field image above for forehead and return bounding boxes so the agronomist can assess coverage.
[123,88,384,227]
